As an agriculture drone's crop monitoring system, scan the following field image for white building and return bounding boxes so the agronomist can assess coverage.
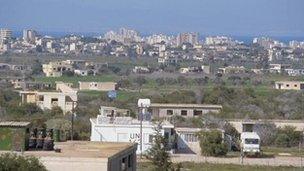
[0,28,12,41]
[23,29,37,43]
[90,115,174,154]
[79,82,117,91]
[19,82,78,114]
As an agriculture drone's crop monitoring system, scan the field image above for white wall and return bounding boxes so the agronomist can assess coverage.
[91,121,171,154]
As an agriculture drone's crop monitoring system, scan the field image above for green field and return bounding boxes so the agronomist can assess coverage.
[35,75,119,86]
[138,162,303,171]
[262,147,304,157]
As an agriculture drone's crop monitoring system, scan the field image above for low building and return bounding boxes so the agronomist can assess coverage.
[74,69,97,76]
[132,66,150,74]
[90,115,174,154]
[175,127,201,154]
[269,64,291,74]
[100,106,130,117]
[218,66,246,74]
[149,103,222,118]
[19,82,78,114]
[11,81,52,90]
[229,119,304,133]
[175,127,226,154]
[275,81,304,90]
[79,82,117,91]
[42,61,73,77]
[284,68,304,77]
[0,121,31,151]
[179,65,210,74]
[23,141,137,171]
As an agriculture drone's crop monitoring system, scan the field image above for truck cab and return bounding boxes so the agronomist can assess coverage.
[240,132,260,155]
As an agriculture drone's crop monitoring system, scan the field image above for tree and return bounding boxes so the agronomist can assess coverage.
[275,133,290,147]
[198,130,228,157]
[0,153,46,171]
[146,123,172,171]
[62,70,74,77]
[155,78,165,86]
[31,59,43,75]
[276,126,302,147]
[134,76,147,92]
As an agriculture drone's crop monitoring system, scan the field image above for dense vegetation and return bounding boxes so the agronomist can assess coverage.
[0,153,46,171]
[198,130,228,156]
[138,162,303,171]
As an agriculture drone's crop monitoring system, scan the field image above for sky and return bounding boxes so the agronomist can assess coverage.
[0,0,304,36]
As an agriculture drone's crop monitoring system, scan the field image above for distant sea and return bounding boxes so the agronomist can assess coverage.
[13,31,304,45]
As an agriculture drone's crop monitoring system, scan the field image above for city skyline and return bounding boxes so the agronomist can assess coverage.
[1,0,304,37]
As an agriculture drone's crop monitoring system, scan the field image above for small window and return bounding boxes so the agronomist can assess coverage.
[286,84,290,87]
[95,84,98,87]
[167,110,173,115]
[194,110,203,116]
[128,154,133,168]
[181,110,188,116]
[121,157,127,171]
[38,95,44,101]
[294,84,297,87]
[51,98,58,103]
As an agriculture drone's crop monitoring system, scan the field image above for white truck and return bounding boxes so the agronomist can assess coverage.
[240,132,260,155]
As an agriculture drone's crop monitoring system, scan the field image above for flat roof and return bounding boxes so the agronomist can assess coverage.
[24,141,136,159]
[275,81,304,84]
[150,103,222,109]
[91,117,174,128]
[0,121,31,127]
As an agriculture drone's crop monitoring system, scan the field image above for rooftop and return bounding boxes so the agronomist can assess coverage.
[91,116,174,128]
[275,81,304,84]
[0,121,31,127]
[23,141,136,159]
[150,103,222,109]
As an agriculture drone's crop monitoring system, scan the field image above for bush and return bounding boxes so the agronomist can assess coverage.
[0,153,46,171]
[275,133,290,147]
[199,130,228,157]
[276,126,302,147]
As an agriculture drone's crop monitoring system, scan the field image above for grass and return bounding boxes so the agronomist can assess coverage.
[35,74,119,85]
[138,162,303,171]
[262,147,304,157]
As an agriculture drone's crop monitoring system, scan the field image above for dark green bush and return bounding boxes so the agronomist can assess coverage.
[0,153,46,171]
[199,130,228,157]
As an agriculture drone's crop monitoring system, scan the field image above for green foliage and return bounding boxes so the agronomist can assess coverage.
[31,59,43,75]
[199,130,228,157]
[62,70,74,77]
[275,126,302,147]
[146,123,172,171]
[275,134,290,147]
[0,153,46,171]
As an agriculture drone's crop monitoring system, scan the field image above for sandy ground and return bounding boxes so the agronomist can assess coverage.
[171,154,304,167]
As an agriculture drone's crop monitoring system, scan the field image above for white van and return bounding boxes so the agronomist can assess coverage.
[240,132,260,155]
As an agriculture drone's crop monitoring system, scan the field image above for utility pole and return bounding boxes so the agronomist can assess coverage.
[140,105,143,159]
[71,101,75,141]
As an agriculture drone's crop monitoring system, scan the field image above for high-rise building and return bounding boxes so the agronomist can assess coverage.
[205,36,233,45]
[104,28,141,43]
[0,28,12,41]
[177,32,199,46]
[23,29,37,42]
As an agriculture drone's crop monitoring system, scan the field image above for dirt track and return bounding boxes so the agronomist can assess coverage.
[171,154,304,167]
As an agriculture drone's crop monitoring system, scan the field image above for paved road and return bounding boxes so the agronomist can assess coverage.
[171,154,304,167]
